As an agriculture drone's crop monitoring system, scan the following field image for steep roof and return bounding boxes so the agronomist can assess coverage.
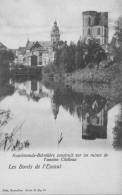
[0,42,7,50]
[26,40,51,50]
[30,41,43,51]
[26,40,34,50]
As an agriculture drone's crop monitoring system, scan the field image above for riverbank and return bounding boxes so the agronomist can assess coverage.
[64,62,122,103]
[43,61,122,84]
[42,61,122,106]
[65,62,122,84]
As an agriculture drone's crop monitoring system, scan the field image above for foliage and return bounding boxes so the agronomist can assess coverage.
[115,16,122,42]
[42,63,57,78]
[85,40,107,65]
[0,50,15,76]
[54,40,107,73]
[112,16,122,62]
[0,50,14,64]
[113,121,122,150]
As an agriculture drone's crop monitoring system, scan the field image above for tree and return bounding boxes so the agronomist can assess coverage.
[115,16,122,43]
[53,38,106,73]
[75,40,86,69]
[66,42,76,72]
[85,40,106,67]
[110,16,122,62]
[54,42,68,72]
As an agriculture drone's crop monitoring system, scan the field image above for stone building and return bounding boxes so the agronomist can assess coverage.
[14,47,26,65]
[25,39,55,67]
[25,40,54,66]
[82,11,108,47]
[16,21,60,67]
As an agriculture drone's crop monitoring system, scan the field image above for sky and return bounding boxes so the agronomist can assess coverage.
[0,0,122,49]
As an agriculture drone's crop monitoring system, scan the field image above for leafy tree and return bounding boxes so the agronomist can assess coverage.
[115,16,122,43]
[113,16,122,62]
[54,42,68,72]
[75,40,86,69]
[54,38,106,73]
[66,42,76,72]
[85,40,106,66]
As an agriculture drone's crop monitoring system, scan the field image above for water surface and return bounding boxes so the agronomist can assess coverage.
[0,77,122,151]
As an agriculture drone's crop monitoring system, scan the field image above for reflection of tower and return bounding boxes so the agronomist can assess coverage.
[30,80,42,101]
[82,98,107,140]
[51,100,59,120]
[31,80,38,91]
[51,21,60,48]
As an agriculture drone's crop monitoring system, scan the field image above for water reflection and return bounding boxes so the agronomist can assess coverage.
[0,77,122,150]
[112,104,122,150]
[81,97,107,140]
[50,84,107,140]
[10,78,53,102]
[0,76,14,101]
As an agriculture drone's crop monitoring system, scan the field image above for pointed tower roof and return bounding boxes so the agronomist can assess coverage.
[51,20,60,35]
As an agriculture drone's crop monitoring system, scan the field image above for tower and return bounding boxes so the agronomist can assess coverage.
[82,11,108,47]
[51,21,60,47]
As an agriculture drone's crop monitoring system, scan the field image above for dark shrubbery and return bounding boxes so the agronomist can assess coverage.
[0,50,14,77]
[54,39,107,73]
[111,16,122,62]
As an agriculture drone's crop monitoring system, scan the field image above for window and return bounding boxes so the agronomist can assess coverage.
[88,17,91,26]
[96,39,101,45]
[88,28,91,35]
[97,28,101,35]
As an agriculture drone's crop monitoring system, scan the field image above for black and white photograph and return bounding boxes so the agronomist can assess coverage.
[0,0,121,194]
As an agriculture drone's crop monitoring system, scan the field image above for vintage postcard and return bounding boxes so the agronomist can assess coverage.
[0,0,122,194]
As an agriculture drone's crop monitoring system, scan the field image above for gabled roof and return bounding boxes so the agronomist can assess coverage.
[26,40,34,50]
[26,40,52,51]
[0,42,7,50]
[30,41,42,51]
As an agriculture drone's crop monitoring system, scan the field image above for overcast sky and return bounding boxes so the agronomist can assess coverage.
[0,0,122,49]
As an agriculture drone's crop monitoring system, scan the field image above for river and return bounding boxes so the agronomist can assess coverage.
[0,76,122,151]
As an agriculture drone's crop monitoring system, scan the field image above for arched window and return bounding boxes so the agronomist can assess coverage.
[97,28,101,35]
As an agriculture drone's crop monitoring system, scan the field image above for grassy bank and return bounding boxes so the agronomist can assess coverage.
[64,62,122,105]
[42,62,122,105]
[65,62,121,84]
[43,62,122,84]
